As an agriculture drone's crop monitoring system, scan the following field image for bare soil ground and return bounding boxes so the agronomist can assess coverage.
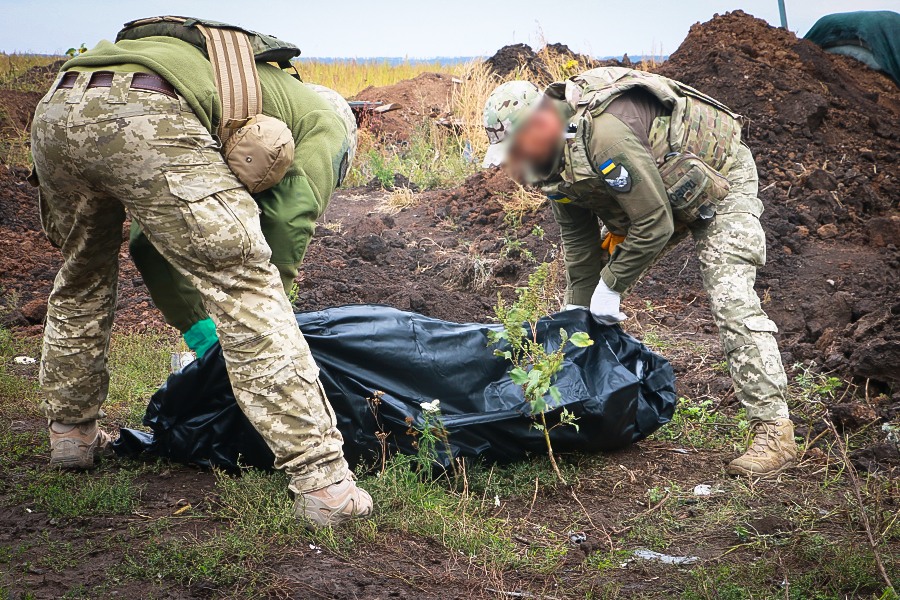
[0,10,898,600]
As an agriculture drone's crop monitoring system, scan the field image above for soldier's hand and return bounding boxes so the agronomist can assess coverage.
[590,280,627,325]
[601,232,626,255]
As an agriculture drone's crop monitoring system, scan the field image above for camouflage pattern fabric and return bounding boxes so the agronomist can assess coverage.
[305,83,358,172]
[616,144,789,421]
[690,144,789,422]
[31,72,349,492]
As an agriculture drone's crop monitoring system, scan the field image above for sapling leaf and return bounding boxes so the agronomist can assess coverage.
[570,331,594,347]
[549,385,562,404]
[509,367,529,385]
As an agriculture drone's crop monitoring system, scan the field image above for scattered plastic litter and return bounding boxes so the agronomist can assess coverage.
[13,356,36,365]
[631,549,700,565]
[170,352,196,373]
[693,484,713,496]
[568,531,587,545]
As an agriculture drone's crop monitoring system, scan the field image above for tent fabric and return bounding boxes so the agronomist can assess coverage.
[804,11,900,85]
[114,306,677,470]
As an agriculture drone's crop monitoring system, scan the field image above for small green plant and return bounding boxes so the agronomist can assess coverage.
[792,362,843,402]
[64,44,87,58]
[531,224,545,239]
[489,263,593,483]
[288,282,300,305]
[412,399,459,483]
[501,236,535,262]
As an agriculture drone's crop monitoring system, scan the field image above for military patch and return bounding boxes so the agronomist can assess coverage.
[599,159,632,193]
[546,192,571,204]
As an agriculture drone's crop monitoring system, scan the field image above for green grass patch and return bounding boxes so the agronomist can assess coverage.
[652,396,749,450]
[19,469,139,517]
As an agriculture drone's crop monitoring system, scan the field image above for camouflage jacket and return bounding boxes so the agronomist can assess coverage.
[539,68,745,302]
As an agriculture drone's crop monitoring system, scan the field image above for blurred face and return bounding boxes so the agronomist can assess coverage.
[506,104,564,182]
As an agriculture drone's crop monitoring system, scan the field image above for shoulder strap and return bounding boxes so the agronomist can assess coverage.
[195,24,262,143]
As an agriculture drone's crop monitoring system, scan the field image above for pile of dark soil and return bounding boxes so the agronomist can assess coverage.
[351,72,456,143]
[294,168,556,322]
[646,11,900,393]
[484,43,609,85]
[9,59,65,90]
[484,43,553,83]
[0,90,41,135]
[0,165,165,333]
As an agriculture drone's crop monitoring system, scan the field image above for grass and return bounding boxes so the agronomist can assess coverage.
[1,321,898,597]
[297,59,465,98]
[18,469,140,517]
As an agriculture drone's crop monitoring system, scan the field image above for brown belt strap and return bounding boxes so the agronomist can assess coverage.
[57,71,177,99]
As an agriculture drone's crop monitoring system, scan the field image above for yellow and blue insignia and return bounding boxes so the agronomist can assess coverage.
[598,158,632,192]
[600,159,617,175]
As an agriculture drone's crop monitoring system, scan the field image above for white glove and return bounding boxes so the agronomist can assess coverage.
[590,280,627,325]
[564,304,587,311]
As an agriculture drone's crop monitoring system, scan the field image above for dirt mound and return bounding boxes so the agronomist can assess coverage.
[352,72,456,142]
[484,43,553,83]
[0,90,41,133]
[294,169,557,322]
[484,43,609,85]
[10,59,64,91]
[0,166,165,333]
[647,10,900,390]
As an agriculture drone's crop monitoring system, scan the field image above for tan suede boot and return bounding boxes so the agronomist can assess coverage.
[48,420,113,469]
[727,419,797,477]
[294,475,373,528]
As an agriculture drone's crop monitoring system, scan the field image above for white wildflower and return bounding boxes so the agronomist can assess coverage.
[420,399,441,413]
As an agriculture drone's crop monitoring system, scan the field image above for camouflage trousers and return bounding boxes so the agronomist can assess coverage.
[31,72,348,492]
[666,144,789,422]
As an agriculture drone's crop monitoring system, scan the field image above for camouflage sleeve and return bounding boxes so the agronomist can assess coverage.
[549,200,604,306]
[591,114,675,294]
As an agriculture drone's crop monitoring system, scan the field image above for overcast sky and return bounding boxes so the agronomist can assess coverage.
[1,0,897,58]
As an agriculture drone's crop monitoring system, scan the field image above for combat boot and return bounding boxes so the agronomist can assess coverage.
[48,420,113,469]
[293,475,373,528]
[727,418,797,477]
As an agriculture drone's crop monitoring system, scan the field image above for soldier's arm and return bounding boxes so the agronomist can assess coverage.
[591,114,675,294]
[549,200,604,306]
[253,108,350,290]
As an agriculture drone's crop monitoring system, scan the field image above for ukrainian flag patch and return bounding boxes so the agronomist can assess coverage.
[598,157,632,192]
[599,159,617,175]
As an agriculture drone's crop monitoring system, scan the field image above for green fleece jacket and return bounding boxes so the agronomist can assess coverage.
[64,37,350,334]
[64,36,348,221]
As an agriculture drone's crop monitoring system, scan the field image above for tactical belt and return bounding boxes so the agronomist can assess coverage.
[58,71,177,99]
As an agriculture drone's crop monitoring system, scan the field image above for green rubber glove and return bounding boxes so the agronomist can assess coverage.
[182,317,219,357]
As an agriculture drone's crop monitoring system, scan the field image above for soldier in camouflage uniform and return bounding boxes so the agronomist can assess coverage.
[128,82,358,358]
[483,68,796,477]
[31,28,371,527]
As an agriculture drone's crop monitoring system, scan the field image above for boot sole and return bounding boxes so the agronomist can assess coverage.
[726,459,796,478]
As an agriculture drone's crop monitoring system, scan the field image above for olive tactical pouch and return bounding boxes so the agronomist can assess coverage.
[658,152,730,223]
[118,16,297,193]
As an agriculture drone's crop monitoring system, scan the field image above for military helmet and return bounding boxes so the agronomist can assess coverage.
[482,80,542,168]
[305,83,358,172]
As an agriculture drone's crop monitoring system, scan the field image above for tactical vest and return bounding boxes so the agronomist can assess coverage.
[545,67,744,222]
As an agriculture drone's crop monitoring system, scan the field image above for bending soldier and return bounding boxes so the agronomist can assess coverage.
[482,68,796,477]
[31,17,372,527]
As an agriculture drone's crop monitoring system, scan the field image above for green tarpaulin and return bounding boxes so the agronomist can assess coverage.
[805,11,900,86]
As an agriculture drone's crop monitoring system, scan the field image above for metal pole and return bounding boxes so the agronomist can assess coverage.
[777,0,789,29]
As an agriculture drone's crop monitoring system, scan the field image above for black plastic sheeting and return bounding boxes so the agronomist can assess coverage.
[115,306,676,470]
